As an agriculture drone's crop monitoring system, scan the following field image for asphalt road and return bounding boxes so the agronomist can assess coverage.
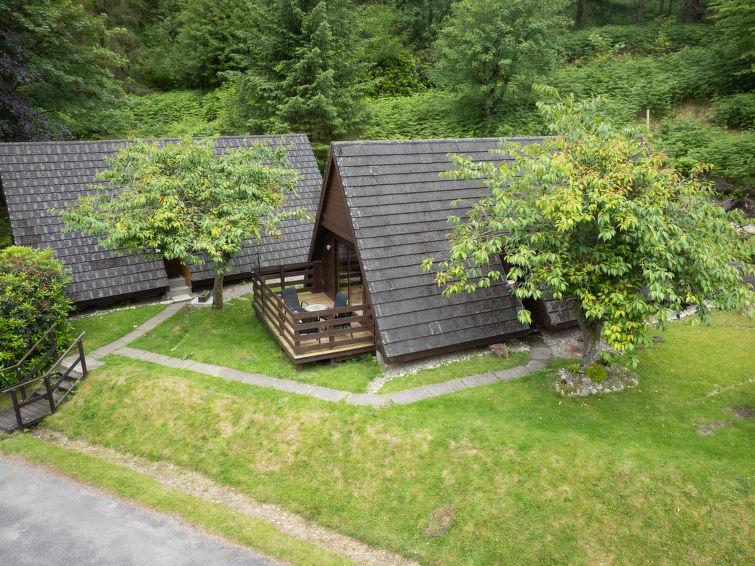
[0,453,281,566]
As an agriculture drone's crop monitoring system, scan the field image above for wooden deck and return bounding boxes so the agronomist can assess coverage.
[252,263,376,368]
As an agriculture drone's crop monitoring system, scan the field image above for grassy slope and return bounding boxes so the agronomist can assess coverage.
[70,304,167,354]
[38,311,754,565]
[0,435,350,566]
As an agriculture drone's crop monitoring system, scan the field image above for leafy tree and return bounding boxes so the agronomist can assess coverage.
[358,3,423,98]
[710,0,755,87]
[424,86,753,369]
[0,0,127,140]
[57,136,306,310]
[226,0,365,142]
[394,0,453,50]
[433,0,570,116]
[0,246,72,384]
[172,0,252,89]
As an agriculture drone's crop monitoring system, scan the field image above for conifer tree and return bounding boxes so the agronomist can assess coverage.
[226,0,364,141]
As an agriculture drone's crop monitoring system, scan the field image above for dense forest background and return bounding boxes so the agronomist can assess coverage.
[1,0,753,218]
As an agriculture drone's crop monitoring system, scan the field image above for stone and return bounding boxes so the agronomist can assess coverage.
[743,224,755,235]
[427,379,467,396]
[525,360,547,373]
[272,379,313,396]
[652,335,664,343]
[569,345,584,354]
[461,373,499,388]
[386,388,433,405]
[307,386,349,402]
[347,393,390,407]
[495,366,529,381]
[581,377,592,385]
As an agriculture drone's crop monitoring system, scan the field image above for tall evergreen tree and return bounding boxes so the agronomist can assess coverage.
[226,0,364,141]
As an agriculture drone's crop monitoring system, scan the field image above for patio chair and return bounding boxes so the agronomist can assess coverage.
[333,292,353,338]
[282,287,307,313]
[282,287,319,340]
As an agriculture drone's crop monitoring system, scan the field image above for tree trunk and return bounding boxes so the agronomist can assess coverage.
[576,310,604,369]
[681,0,700,24]
[211,254,232,310]
[658,0,665,16]
[636,0,645,26]
[211,271,225,310]
[575,0,586,29]
[667,0,673,17]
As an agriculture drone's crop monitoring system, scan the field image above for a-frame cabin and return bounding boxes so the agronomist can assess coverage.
[253,137,578,368]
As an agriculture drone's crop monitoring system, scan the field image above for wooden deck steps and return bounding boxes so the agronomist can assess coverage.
[1,331,88,434]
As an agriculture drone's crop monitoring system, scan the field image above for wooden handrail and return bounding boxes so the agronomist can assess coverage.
[0,323,57,375]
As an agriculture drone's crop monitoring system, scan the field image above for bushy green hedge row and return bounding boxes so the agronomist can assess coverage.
[0,247,72,386]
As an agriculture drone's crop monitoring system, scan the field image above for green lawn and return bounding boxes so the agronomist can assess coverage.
[130,298,382,393]
[380,350,530,393]
[70,304,167,353]
[32,311,755,565]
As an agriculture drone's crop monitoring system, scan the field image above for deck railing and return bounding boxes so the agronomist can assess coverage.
[0,325,87,431]
[252,262,376,365]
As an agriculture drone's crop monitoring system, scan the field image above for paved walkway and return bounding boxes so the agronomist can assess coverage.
[85,302,554,407]
[0,454,280,566]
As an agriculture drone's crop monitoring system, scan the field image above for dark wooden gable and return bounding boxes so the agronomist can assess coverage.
[331,138,549,362]
[0,135,322,305]
[318,159,356,244]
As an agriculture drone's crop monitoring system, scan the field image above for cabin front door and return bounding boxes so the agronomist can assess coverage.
[335,240,360,303]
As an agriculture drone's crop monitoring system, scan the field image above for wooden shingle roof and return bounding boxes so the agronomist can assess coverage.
[331,137,546,361]
[0,135,321,304]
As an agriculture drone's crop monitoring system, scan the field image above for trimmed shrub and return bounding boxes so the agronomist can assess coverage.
[587,364,607,383]
[0,246,72,386]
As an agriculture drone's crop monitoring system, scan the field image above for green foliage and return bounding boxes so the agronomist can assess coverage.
[0,0,127,140]
[425,86,754,368]
[226,0,366,142]
[0,206,11,248]
[358,3,426,98]
[311,144,330,174]
[362,90,543,140]
[587,363,607,382]
[559,22,715,61]
[713,93,755,130]
[171,0,251,89]
[433,0,570,116]
[550,46,726,124]
[656,118,755,187]
[710,0,755,86]
[56,136,306,309]
[114,90,224,138]
[0,246,72,384]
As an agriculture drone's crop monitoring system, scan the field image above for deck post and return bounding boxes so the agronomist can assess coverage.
[78,337,88,377]
[43,374,56,414]
[10,390,22,429]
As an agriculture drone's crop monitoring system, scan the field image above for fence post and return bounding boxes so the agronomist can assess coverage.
[78,337,87,377]
[11,390,22,429]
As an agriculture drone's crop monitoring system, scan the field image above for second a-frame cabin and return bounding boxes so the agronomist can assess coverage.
[252,138,577,368]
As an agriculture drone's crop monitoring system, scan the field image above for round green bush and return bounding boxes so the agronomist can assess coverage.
[0,246,72,386]
[587,363,608,383]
